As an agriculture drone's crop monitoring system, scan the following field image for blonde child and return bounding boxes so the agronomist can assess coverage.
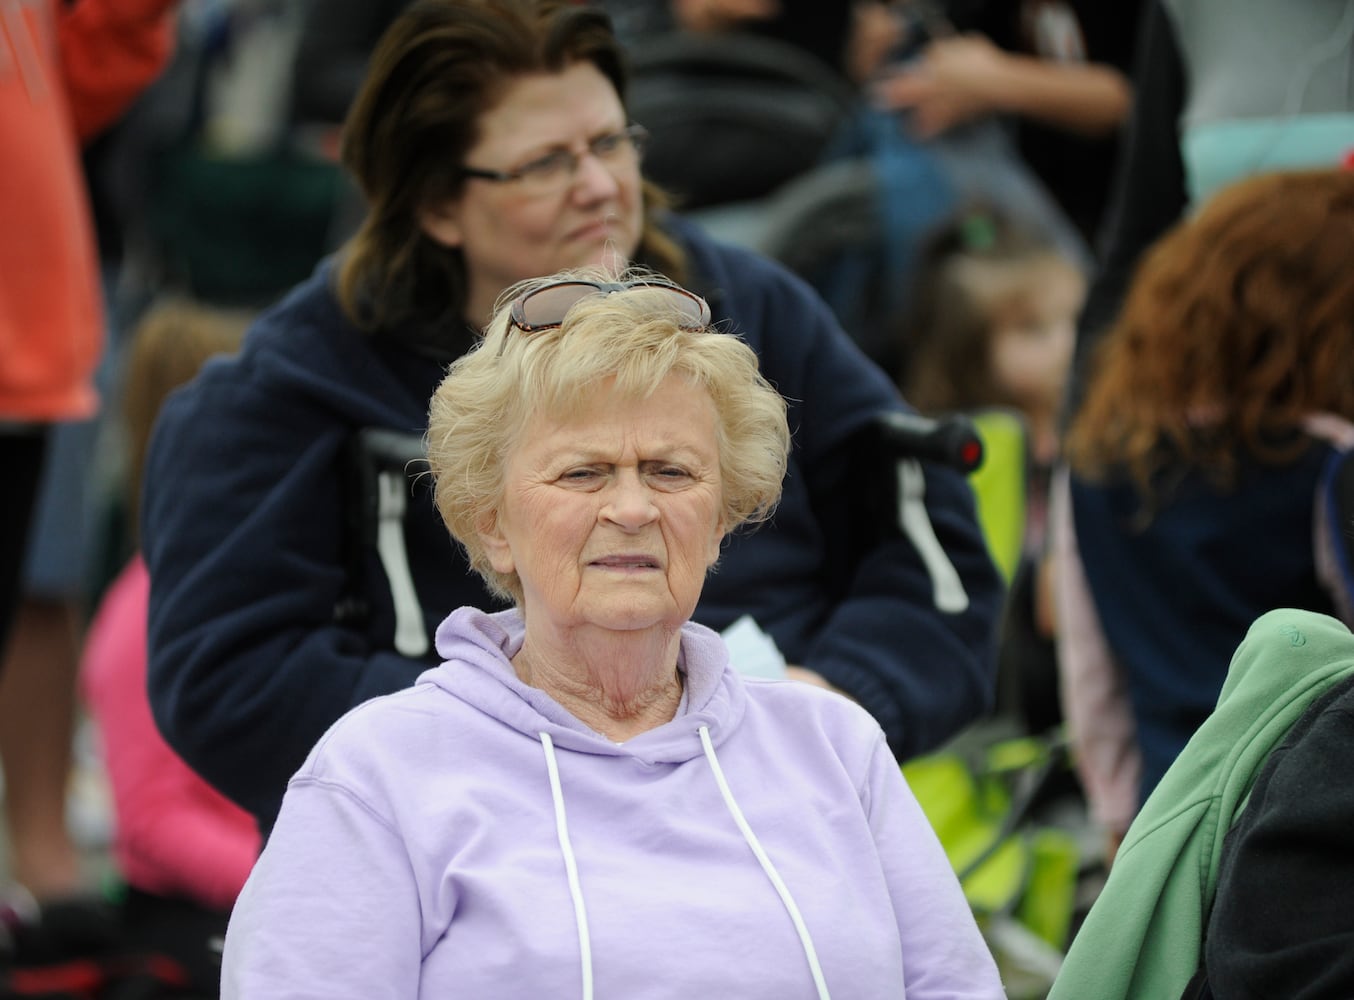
[900,206,1085,733]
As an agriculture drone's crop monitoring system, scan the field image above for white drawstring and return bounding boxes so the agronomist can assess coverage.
[541,726,831,1000]
[896,459,969,613]
[699,725,832,1000]
[376,471,430,657]
[541,733,594,1000]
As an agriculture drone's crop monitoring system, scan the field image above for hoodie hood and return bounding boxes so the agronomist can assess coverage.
[425,606,748,763]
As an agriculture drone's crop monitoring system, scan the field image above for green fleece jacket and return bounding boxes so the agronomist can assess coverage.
[1049,608,1354,999]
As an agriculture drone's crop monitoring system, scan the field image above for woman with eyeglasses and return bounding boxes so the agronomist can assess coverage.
[220,274,1004,999]
[141,0,1003,835]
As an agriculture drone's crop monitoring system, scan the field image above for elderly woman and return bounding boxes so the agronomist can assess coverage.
[220,275,1004,999]
[142,0,1001,835]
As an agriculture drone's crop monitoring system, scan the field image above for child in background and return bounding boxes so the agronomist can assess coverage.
[902,203,1085,511]
[79,300,257,991]
[900,205,1085,733]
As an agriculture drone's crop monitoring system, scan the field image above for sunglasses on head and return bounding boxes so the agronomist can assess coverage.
[508,279,712,334]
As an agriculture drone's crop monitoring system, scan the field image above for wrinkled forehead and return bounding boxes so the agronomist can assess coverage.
[469,63,627,162]
[517,374,721,458]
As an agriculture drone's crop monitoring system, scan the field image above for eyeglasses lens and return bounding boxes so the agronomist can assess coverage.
[514,282,604,331]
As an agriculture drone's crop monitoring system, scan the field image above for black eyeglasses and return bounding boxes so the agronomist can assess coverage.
[508,279,711,334]
[460,124,649,194]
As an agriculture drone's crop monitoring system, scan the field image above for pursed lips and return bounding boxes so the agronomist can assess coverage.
[589,554,661,570]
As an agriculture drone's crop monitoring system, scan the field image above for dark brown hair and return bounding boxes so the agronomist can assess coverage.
[336,0,683,335]
[1065,168,1354,503]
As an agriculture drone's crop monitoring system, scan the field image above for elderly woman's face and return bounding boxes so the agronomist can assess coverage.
[420,62,645,326]
[480,376,725,634]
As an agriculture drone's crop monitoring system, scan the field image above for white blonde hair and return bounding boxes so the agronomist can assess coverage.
[426,267,790,603]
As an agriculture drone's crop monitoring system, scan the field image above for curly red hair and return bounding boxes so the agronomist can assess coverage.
[1066,168,1354,501]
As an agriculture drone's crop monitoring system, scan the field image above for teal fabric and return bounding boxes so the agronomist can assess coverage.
[1049,608,1354,999]
[1183,113,1354,205]
[1161,0,1354,208]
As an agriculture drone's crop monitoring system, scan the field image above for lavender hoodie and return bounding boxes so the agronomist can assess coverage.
[222,607,1003,999]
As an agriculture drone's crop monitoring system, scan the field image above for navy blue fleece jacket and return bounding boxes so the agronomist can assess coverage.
[143,217,1002,827]
[1071,444,1338,805]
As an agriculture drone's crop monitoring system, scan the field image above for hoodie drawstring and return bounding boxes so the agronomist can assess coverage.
[699,725,832,1000]
[538,727,831,1000]
[541,732,594,1000]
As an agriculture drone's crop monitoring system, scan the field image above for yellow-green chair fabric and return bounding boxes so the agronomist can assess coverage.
[964,408,1030,584]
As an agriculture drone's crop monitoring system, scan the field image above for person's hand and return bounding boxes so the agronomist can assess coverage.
[871,33,1010,138]
[672,0,781,34]
[847,2,908,84]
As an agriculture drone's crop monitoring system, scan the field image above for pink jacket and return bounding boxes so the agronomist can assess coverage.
[80,557,260,910]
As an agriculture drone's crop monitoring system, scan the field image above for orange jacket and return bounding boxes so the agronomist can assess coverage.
[0,0,176,422]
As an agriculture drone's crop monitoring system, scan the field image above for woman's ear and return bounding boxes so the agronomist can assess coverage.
[477,510,515,575]
[418,199,464,248]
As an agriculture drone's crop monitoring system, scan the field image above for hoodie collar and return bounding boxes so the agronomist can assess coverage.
[427,606,746,763]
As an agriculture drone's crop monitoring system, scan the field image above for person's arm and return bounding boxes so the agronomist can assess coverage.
[57,0,179,141]
[807,449,1004,759]
[863,733,1005,997]
[221,775,423,999]
[1066,0,1186,417]
[1204,693,1354,998]
[872,32,1130,138]
[1050,472,1139,848]
[143,354,426,829]
[80,558,260,911]
[758,265,1004,759]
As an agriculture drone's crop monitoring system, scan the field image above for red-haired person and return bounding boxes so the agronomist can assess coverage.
[1056,167,1354,850]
